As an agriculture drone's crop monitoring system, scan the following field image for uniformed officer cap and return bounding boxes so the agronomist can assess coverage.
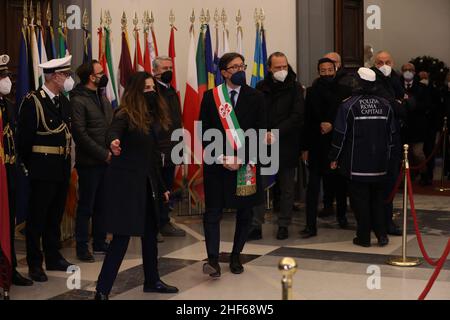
[39,55,72,74]
[0,54,12,77]
[357,67,376,82]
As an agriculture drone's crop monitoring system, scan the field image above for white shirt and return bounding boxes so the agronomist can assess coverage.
[42,84,59,102]
[157,80,170,89]
[227,84,241,107]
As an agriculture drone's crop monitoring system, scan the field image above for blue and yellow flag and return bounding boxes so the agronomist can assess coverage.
[250,25,264,88]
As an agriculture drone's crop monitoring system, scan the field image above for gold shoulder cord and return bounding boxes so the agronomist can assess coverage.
[1,107,16,165]
[30,94,72,158]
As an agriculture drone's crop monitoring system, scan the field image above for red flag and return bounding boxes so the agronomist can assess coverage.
[168,26,180,98]
[118,29,133,99]
[133,29,144,72]
[98,26,107,72]
[0,108,12,291]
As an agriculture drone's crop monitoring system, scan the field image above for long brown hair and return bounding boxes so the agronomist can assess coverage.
[118,72,171,134]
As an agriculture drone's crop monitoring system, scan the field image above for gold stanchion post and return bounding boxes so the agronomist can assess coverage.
[437,117,450,192]
[278,257,297,300]
[387,145,422,267]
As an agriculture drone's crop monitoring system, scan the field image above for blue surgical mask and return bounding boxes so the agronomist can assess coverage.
[230,71,247,87]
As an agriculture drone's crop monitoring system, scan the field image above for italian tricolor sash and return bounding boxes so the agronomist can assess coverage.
[212,84,257,197]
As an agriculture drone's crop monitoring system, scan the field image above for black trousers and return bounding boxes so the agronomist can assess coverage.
[159,166,175,227]
[349,180,387,244]
[26,179,69,268]
[96,211,159,296]
[276,167,296,227]
[306,163,347,231]
[204,208,252,260]
[75,165,107,252]
[322,171,348,218]
[5,164,18,269]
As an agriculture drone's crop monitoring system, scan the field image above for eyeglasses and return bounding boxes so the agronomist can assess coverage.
[226,64,247,72]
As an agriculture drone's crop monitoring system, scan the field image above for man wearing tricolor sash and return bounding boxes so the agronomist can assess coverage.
[200,53,268,278]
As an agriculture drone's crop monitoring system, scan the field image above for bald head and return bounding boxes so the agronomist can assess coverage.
[401,63,415,73]
[374,51,394,68]
[324,52,342,69]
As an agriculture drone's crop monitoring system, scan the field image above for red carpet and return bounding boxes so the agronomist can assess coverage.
[409,180,450,197]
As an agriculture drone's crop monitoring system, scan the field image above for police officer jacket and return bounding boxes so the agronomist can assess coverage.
[329,94,397,182]
[17,87,72,182]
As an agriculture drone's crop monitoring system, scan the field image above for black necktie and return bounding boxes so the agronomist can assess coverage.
[230,90,237,108]
[53,95,60,108]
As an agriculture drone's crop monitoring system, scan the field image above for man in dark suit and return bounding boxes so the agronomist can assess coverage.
[371,51,405,237]
[17,56,75,282]
[401,63,432,185]
[152,56,185,240]
[200,52,267,278]
[0,54,33,287]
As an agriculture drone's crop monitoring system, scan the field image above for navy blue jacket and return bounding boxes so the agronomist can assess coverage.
[329,94,397,182]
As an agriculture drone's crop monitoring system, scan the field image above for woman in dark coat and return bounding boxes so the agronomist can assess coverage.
[95,72,178,300]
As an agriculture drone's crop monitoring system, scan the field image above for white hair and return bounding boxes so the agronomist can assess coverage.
[152,56,172,73]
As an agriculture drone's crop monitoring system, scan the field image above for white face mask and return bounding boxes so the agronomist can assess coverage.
[273,70,288,83]
[379,65,392,77]
[420,79,429,86]
[0,77,12,96]
[64,76,75,92]
[403,71,415,81]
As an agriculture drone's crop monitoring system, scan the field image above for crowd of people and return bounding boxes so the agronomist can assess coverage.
[0,48,449,299]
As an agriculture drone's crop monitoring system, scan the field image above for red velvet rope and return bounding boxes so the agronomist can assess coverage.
[410,131,446,172]
[405,168,450,300]
[385,166,404,204]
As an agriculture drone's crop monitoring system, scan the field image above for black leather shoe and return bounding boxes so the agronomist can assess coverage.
[12,270,34,286]
[300,228,317,239]
[378,236,389,247]
[353,237,371,248]
[28,266,48,282]
[46,259,73,271]
[93,243,110,255]
[94,292,109,300]
[144,280,179,294]
[202,260,221,278]
[248,227,262,241]
[276,227,289,240]
[77,251,95,263]
[229,254,244,274]
[338,217,349,229]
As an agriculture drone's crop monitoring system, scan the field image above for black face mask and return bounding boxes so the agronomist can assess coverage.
[160,71,173,84]
[320,75,335,85]
[144,91,159,109]
[230,71,247,87]
[95,75,109,88]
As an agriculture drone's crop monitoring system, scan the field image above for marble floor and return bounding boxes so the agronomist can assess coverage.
[7,191,450,301]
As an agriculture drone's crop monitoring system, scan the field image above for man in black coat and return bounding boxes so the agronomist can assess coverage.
[200,53,267,278]
[0,54,33,287]
[71,60,113,262]
[302,58,351,239]
[371,51,405,236]
[17,56,75,282]
[248,52,304,241]
[400,63,432,185]
[152,56,185,239]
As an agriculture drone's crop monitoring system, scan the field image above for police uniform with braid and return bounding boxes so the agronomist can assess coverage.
[17,87,73,273]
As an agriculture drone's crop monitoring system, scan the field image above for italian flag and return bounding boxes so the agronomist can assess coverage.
[212,84,245,150]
